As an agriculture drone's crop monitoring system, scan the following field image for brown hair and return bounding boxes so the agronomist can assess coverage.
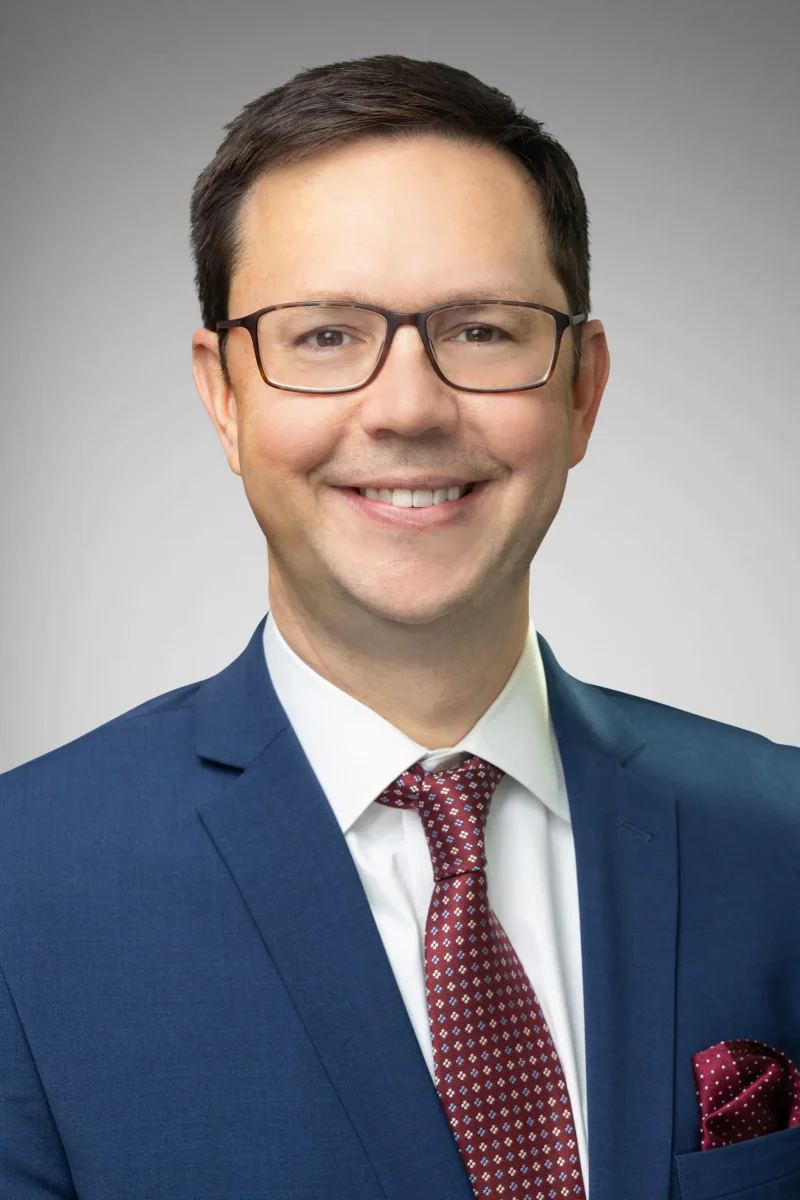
[189,54,590,382]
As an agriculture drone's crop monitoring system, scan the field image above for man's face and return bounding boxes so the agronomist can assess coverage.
[194,134,607,628]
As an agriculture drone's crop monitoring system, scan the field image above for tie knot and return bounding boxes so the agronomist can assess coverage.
[375,755,505,881]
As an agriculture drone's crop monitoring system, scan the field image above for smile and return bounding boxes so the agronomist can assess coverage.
[335,481,488,527]
[355,483,475,507]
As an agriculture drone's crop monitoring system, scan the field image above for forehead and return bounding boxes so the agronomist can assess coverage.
[231,134,559,311]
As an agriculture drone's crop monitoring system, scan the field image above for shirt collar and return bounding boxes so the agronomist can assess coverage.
[262,609,570,832]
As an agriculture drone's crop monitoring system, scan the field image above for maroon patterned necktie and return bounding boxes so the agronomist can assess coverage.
[375,754,586,1199]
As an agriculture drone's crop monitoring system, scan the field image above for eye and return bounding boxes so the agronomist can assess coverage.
[299,327,359,350]
[449,324,512,344]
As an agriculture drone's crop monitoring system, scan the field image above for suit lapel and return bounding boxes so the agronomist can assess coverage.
[195,616,678,1200]
[540,637,679,1200]
[195,617,474,1200]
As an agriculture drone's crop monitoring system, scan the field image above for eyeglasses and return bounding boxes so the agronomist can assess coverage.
[216,300,587,394]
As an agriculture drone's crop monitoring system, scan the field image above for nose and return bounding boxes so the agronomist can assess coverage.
[357,324,460,438]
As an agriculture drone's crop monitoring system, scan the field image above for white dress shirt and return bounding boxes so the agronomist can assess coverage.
[263,608,589,1192]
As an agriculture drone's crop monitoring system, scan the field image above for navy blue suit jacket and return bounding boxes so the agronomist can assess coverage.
[1,614,799,1200]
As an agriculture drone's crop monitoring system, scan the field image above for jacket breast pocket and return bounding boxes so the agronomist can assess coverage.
[675,1125,800,1199]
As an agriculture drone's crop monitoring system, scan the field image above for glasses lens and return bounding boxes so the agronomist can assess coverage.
[257,305,387,391]
[427,303,558,390]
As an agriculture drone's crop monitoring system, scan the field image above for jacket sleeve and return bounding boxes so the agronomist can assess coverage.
[0,957,76,1197]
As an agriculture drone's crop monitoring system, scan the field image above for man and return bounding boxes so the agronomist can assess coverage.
[1,53,798,1200]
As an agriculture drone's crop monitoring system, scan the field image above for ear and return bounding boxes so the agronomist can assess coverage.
[192,328,242,476]
[568,319,610,468]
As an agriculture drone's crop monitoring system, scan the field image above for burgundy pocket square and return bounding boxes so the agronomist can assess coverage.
[692,1038,800,1150]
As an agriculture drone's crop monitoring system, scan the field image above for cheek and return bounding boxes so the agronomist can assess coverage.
[241,393,346,476]
[482,392,569,473]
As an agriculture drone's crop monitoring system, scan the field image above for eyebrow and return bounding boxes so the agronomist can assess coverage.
[290,286,542,307]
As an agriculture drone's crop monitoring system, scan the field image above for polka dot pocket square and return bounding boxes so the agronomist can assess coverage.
[692,1038,800,1150]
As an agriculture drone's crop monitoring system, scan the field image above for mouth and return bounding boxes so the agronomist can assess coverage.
[349,482,476,507]
[334,480,489,527]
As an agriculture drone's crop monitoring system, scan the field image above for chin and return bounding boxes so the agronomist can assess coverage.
[343,580,477,628]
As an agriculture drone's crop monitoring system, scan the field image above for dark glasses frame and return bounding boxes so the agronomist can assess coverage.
[216,300,588,394]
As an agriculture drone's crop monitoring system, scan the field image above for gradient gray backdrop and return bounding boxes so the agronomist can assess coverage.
[1,0,798,773]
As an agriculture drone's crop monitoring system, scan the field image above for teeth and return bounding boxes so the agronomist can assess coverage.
[360,485,470,507]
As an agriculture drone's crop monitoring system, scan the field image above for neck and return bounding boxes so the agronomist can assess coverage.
[266,565,531,749]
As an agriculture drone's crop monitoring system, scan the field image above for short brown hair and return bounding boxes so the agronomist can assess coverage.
[190,54,590,381]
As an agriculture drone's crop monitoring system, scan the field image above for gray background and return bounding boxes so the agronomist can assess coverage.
[1,0,798,773]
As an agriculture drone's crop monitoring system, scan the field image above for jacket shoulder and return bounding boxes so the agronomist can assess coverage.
[600,680,798,755]
[595,681,800,825]
[0,678,205,794]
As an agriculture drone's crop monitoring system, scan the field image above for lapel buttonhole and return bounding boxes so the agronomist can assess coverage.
[616,818,654,842]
